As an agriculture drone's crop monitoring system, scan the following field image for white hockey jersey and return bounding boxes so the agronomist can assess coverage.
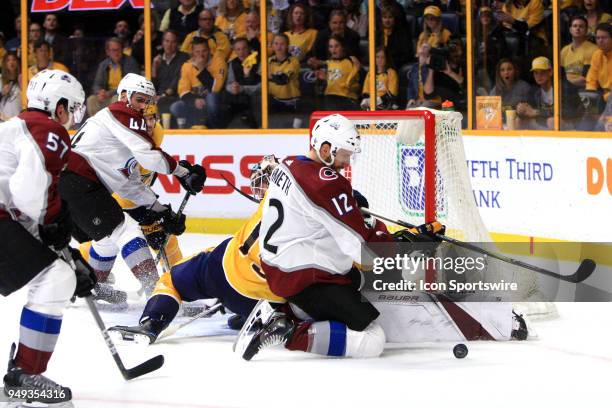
[68,101,181,208]
[259,156,394,298]
[0,111,70,225]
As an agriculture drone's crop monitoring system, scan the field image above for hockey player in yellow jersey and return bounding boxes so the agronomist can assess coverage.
[108,156,284,344]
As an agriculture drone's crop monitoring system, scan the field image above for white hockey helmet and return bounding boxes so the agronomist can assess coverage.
[311,114,361,166]
[250,155,280,200]
[27,69,86,128]
[117,73,156,101]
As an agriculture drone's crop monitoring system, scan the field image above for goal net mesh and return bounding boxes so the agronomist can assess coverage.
[326,109,556,318]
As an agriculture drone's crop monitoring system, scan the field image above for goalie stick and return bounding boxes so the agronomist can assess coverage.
[156,302,224,342]
[361,208,596,284]
[61,248,164,380]
[221,174,260,204]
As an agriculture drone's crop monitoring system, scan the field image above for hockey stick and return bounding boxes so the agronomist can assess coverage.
[220,174,260,204]
[156,302,224,342]
[154,191,191,265]
[361,208,597,284]
[61,248,164,380]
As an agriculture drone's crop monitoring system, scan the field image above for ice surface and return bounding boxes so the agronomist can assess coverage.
[1,234,610,408]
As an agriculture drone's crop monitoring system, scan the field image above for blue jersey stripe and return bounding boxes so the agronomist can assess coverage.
[20,307,62,335]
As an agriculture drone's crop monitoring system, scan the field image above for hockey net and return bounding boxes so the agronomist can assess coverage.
[309,109,557,319]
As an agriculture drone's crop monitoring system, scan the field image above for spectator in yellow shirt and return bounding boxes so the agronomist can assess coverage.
[417,6,452,51]
[171,37,228,128]
[561,16,599,87]
[361,46,398,110]
[493,0,548,58]
[586,23,612,102]
[181,9,232,60]
[27,40,69,81]
[284,3,318,63]
[268,33,301,112]
[215,0,247,41]
[311,35,361,110]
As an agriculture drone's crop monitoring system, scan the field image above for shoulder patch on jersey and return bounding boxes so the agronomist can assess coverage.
[319,166,339,181]
[108,102,150,140]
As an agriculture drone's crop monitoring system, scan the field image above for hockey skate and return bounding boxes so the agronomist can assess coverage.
[242,312,295,361]
[3,343,72,404]
[227,314,247,330]
[511,311,529,340]
[108,318,165,345]
[92,282,128,308]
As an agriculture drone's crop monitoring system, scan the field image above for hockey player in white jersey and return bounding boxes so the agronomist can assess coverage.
[0,70,96,403]
[242,113,445,360]
[58,73,206,301]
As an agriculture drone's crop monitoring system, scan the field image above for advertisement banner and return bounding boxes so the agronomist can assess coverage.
[155,133,611,241]
[462,135,612,241]
[154,134,308,219]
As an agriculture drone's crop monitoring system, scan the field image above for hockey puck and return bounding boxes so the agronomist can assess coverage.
[453,343,468,359]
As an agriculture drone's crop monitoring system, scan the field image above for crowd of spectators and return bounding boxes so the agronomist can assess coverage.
[0,0,610,130]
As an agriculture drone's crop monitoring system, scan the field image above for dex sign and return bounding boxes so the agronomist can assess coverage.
[31,0,144,12]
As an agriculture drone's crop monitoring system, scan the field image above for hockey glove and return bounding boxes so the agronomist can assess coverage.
[353,189,376,229]
[39,202,72,250]
[69,248,97,298]
[141,221,167,250]
[392,221,446,243]
[177,160,207,195]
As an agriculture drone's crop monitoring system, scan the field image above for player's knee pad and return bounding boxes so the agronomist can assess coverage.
[345,321,386,358]
[26,259,76,316]
[165,235,182,266]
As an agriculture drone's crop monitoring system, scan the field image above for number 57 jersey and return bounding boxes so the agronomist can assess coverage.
[259,156,393,298]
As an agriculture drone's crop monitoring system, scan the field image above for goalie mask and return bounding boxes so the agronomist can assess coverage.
[27,69,86,129]
[250,155,280,200]
[311,113,361,166]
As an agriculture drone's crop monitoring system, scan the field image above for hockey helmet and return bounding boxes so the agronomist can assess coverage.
[27,69,86,129]
[250,155,280,200]
[117,73,156,102]
[311,114,361,166]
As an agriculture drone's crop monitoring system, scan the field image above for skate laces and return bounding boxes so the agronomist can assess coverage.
[17,371,64,391]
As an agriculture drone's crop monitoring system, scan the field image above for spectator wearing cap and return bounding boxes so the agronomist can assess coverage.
[585,23,612,102]
[160,0,203,41]
[27,40,69,81]
[284,3,318,63]
[416,6,452,51]
[182,9,232,60]
[310,9,362,63]
[516,56,554,129]
[87,37,140,116]
[153,30,190,118]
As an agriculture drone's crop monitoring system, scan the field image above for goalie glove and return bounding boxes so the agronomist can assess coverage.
[143,202,186,245]
[393,221,446,242]
[176,160,207,195]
